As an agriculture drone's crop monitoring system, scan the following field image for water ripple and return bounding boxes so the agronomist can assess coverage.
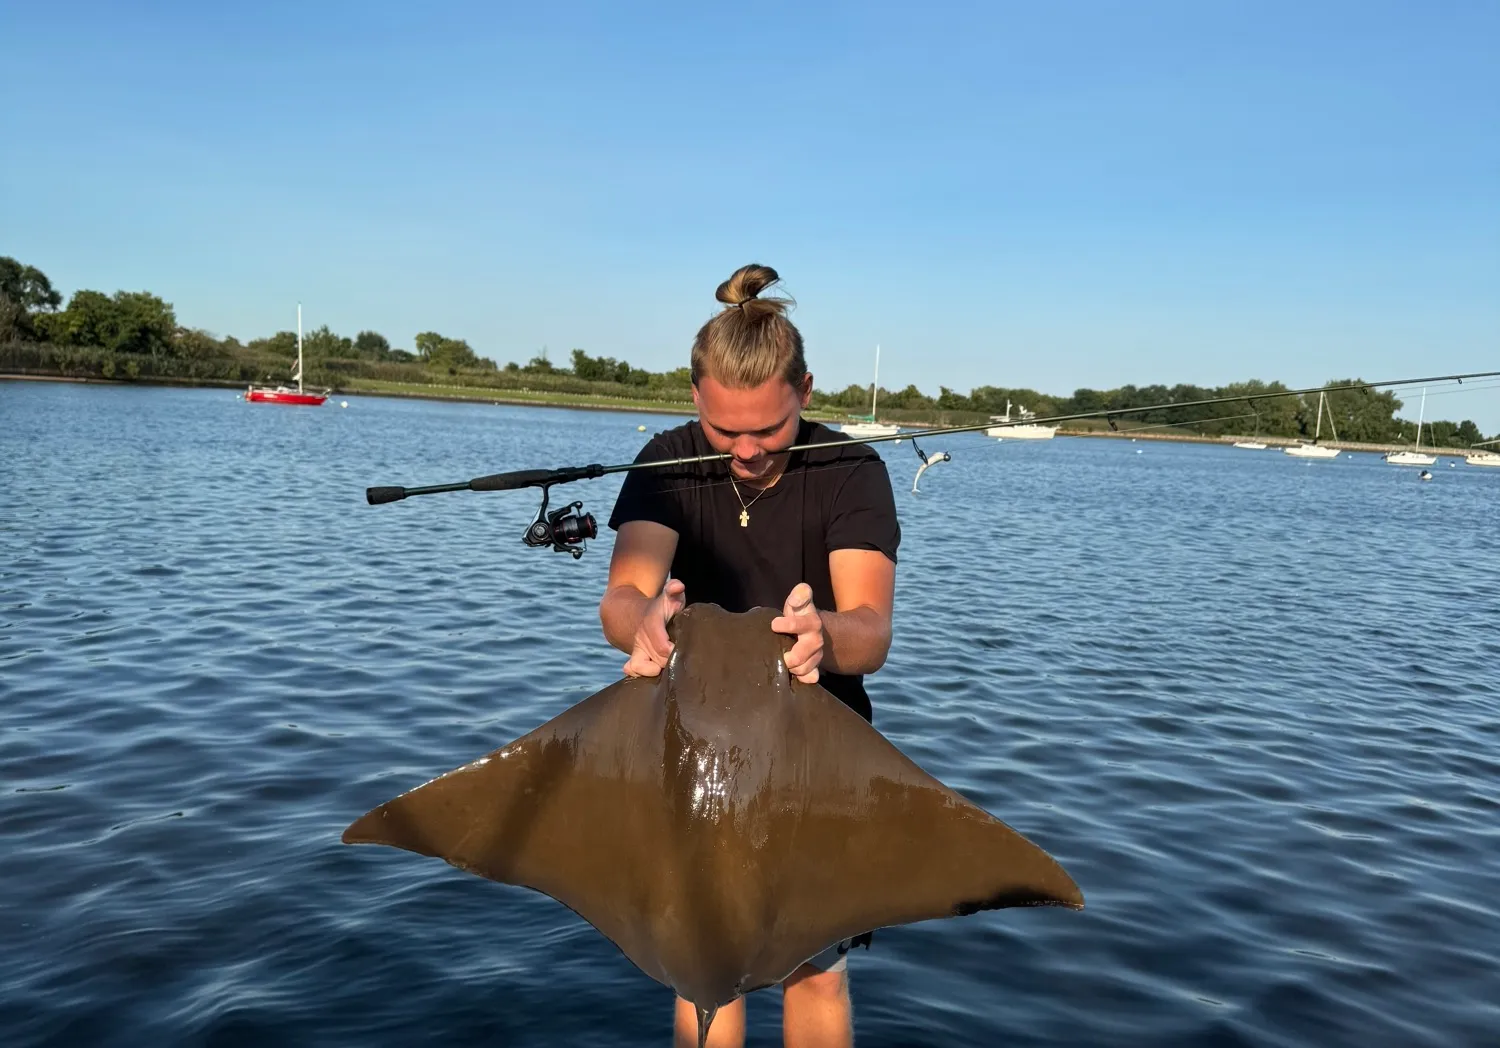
[2,382,1498,1046]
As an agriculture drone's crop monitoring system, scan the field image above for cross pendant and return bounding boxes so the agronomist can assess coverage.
[739,509,749,527]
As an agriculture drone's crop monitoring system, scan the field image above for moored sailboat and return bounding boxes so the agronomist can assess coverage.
[838,345,901,438]
[246,304,329,406]
[1383,387,1436,466]
[1283,391,1340,459]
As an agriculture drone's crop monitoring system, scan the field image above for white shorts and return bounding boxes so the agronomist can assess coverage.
[803,937,855,974]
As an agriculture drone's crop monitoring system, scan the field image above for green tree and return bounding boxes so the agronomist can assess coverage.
[353,330,392,359]
[37,289,176,357]
[1321,379,1401,442]
[0,256,62,314]
[174,328,229,361]
[416,330,491,370]
[881,384,934,410]
[522,348,557,373]
[936,386,974,411]
[301,325,353,359]
[1215,380,1299,438]
[568,348,651,385]
[570,348,615,381]
[248,331,299,359]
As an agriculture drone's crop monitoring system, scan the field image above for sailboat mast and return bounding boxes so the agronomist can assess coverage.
[1416,387,1427,451]
[1314,391,1325,441]
[296,303,304,394]
[871,344,881,418]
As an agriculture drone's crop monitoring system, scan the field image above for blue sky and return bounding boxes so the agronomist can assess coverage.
[4,1,1497,427]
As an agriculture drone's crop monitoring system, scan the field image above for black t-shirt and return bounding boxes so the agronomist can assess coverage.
[608,418,900,721]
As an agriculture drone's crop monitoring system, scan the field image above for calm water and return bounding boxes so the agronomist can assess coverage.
[3,382,1498,1048]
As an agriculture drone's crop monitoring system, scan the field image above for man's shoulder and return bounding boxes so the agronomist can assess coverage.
[634,419,704,461]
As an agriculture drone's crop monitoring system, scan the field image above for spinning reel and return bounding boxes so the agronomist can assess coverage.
[523,485,597,559]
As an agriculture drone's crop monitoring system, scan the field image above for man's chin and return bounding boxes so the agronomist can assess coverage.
[731,460,777,481]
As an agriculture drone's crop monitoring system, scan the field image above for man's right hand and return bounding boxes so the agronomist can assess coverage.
[623,578,686,677]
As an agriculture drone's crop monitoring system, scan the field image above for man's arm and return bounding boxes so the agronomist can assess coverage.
[600,520,681,674]
[821,547,894,674]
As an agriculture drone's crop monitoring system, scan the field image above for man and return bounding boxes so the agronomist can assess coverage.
[599,265,900,1047]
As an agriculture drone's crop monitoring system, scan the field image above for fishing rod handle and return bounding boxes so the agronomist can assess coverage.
[367,486,408,505]
[470,469,557,491]
[470,464,607,491]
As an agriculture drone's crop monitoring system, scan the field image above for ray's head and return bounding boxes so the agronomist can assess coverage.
[690,264,813,483]
[667,605,788,699]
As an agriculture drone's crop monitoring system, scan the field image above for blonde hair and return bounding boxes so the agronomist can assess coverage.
[690,264,807,388]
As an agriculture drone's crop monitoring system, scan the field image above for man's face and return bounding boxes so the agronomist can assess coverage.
[692,373,813,482]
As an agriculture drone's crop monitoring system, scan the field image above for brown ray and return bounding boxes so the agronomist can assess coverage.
[343,603,1082,1042]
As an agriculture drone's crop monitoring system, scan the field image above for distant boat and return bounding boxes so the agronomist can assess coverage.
[1233,412,1268,449]
[1283,391,1340,459]
[838,345,901,439]
[986,400,1058,440]
[1383,387,1435,466]
[246,304,329,407]
[1466,451,1500,467]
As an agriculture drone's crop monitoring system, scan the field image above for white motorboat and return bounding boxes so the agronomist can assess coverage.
[1283,390,1340,459]
[1383,387,1436,466]
[986,400,1057,440]
[1465,451,1500,467]
[838,345,901,439]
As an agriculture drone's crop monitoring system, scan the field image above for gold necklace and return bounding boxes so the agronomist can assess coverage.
[729,476,770,527]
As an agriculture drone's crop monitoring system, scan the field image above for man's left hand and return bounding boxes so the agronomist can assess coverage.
[771,582,823,685]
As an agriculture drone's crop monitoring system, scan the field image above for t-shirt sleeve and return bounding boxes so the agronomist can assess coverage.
[827,454,900,563]
[607,438,684,534]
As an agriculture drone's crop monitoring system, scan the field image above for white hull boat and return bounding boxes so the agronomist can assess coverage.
[1285,443,1340,459]
[838,345,901,440]
[1384,387,1436,466]
[839,420,903,439]
[1233,441,1268,450]
[1283,391,1340,459]
[986,400,1057,440]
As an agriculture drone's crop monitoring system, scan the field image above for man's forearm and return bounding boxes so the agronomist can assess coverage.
[600,585,653,654]
[818,605,891,675]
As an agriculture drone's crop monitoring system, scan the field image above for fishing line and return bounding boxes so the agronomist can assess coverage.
[364,369,1500,558]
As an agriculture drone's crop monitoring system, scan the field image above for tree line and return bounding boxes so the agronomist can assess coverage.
[1,255,1489,445]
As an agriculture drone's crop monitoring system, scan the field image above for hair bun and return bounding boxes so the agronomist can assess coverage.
[716,264,780,306]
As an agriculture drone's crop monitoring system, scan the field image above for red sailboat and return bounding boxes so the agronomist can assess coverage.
[246,304,329,406]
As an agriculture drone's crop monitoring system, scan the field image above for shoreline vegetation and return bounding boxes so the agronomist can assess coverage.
[3,254,1493,450]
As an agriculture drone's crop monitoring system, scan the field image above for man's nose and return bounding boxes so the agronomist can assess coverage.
[732,437,761,460]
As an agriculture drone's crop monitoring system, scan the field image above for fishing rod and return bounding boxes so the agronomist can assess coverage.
[365,369,1500,558]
